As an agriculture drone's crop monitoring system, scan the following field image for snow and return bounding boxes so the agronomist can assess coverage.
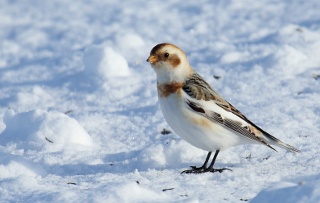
[251,177,320,203]
[0,0,320,202]
[1,109,94,152]
[83,45,131,79]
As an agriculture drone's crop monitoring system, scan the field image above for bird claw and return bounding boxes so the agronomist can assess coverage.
[182,165,207,173]
[181,166,232,174]
[211,167,232,173]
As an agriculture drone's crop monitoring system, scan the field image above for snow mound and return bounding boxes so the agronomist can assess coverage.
[0,109,94,152]
[251,177,320,203]
[83,45,131,79]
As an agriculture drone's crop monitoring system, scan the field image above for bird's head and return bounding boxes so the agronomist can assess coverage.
[147,43,193,84]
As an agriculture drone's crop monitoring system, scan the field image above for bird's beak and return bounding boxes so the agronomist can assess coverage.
[146,55,158,64]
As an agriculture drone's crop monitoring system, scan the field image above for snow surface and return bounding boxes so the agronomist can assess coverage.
[0,0,320,202]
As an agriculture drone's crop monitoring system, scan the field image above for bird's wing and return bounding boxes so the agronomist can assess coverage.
[182,72,299,152]
[182,72,248,121]
[185,98,276,150]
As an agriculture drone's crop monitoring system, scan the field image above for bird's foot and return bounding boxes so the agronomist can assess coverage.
[181,165,206,174]
[207,167,232,173]
[181,166,232,174]
[181,167,205,174]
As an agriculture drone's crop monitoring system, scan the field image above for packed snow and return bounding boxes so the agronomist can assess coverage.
[0,0,320,202]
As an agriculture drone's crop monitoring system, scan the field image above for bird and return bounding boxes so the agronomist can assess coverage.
[146,43,300,174]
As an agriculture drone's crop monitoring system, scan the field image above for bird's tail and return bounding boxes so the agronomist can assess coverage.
[264,133,300,153]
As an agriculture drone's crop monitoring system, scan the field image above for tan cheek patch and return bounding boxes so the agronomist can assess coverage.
[169,54,181,67]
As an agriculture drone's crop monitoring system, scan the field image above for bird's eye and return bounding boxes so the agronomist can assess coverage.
[164,53,169,58]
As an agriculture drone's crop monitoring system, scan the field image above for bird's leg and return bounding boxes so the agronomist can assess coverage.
[181,151,212,174]
[205,150,232,173]
[190,151,212,170]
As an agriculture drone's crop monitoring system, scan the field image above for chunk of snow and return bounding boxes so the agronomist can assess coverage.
[83,45,131,79]
[0,109,94,152]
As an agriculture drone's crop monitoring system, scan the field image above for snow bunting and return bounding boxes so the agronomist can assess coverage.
[147,43,300,174]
